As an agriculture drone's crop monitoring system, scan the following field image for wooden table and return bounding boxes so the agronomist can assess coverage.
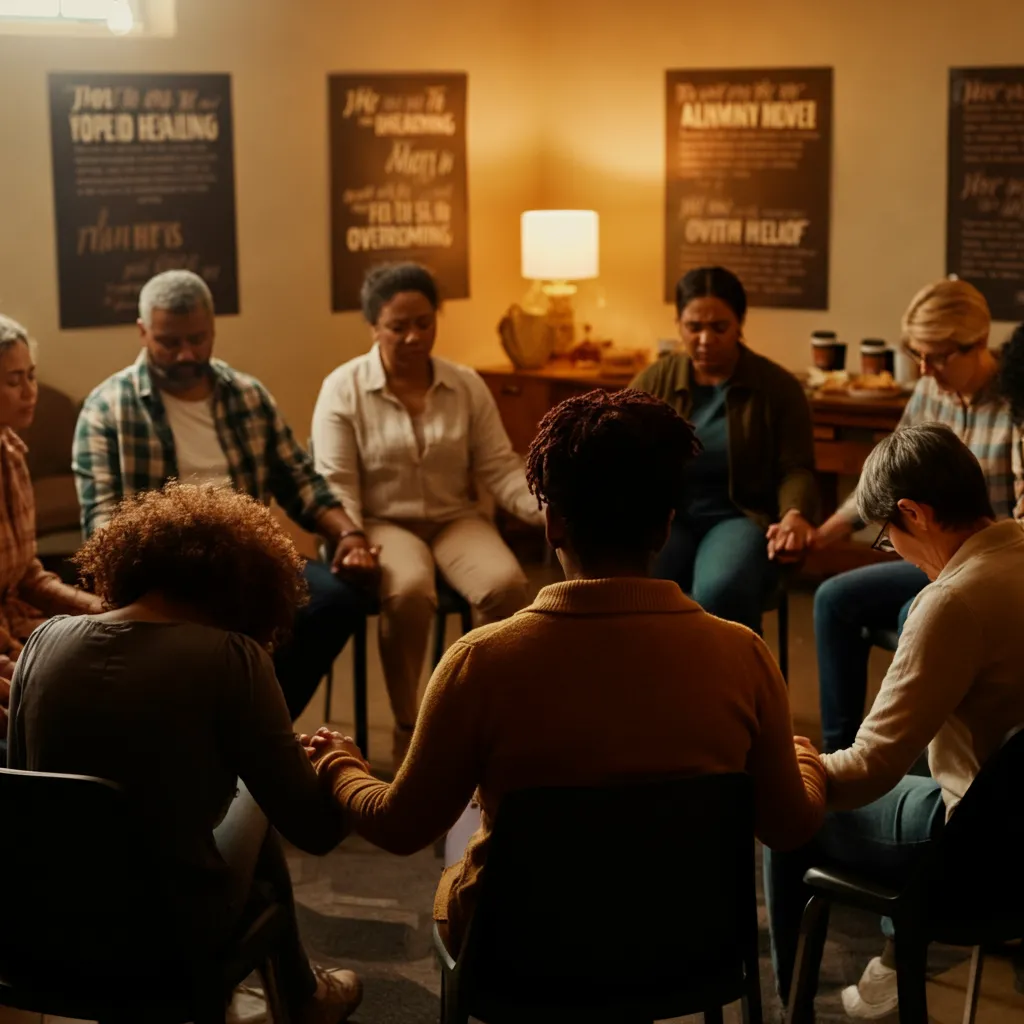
[477,360,908,576]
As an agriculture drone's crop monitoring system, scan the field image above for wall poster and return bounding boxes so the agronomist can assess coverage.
[48,72,239,330]
[948,67,1024,322]
[328,72,469,313]
[665,68,832,310]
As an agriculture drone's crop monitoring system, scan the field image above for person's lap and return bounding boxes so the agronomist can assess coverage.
[765,774,945,1002]
[273,559,372,720]
[655,514,777,633]
[814,561,929,752]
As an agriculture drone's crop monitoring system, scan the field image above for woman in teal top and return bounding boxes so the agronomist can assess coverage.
[632,266,818,634]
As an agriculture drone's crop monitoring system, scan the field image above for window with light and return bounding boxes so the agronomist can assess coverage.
[0,0,173,35]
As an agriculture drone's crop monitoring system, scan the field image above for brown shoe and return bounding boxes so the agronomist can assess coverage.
[299,966,363,1024]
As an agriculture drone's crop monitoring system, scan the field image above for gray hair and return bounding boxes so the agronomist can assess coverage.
[857,423,994,530]
[138,270,214,328]
[0,313,36,358]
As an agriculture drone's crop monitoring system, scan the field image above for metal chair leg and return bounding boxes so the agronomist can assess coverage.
[322,666,334,722]
[353,614,369,757]
[704,1006,725,1024]
[260,955,290,1024]
[786,895,831,1024]
[432,607,447,669]
[893,932,930,1024]
[962,945,985,1024]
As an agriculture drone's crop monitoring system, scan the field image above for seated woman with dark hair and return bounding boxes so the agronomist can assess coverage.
[312,261,543,771]
[6,484,363,1024]
[303,389,827,954]
[631,266,818,635]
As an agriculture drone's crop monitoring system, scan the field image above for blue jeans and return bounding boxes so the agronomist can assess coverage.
[654,514,777,634]
[764,775,945,1003]
[273,560,372,720]
[814,562,929,753]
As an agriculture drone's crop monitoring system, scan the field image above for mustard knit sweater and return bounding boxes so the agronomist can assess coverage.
[316,577,826,951]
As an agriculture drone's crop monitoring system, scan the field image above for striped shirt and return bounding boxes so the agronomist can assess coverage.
[841,373,1022,524]
[73,351,340,537]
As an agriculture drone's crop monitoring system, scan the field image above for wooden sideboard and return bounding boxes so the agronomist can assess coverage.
[477,360,908,577]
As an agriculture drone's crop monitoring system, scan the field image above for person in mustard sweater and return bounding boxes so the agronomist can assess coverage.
[303,389,827,953]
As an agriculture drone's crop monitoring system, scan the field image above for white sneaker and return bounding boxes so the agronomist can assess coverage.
[227,984,268,1024]
[841,956,899,1019]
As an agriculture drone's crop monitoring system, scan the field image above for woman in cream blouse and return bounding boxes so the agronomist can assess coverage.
[312,263,543,771]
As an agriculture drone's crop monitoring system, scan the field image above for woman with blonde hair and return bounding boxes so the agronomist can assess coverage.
[0,314,100,761]
[811,279,1016,750]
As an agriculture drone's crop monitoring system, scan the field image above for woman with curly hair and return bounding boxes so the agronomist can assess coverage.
[0,315,100,756]
[6,484,363,1024]
[303,389,827,955]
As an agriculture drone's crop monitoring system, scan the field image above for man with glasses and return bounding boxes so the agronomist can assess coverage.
[767,423,1024,1019]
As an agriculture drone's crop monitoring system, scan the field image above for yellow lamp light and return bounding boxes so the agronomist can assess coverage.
[521,210,599,354]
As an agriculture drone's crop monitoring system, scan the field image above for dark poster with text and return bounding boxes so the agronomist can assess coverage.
[665,68,832,310]
[48,72,239,329]
[329,73,469,312]
[948,67,1024,321]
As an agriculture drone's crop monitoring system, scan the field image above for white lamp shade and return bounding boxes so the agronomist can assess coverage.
[521,210,599,281]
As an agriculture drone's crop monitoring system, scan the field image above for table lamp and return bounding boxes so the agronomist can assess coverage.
[521,210,599,355]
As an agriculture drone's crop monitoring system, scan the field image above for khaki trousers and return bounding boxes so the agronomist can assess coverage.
[365,515,529,732]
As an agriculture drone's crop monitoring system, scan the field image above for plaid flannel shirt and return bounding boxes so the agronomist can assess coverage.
[840,372,1023,525]
[72,351,340,537]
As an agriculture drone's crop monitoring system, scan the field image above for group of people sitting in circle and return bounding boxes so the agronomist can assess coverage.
[1,258,1023,1022]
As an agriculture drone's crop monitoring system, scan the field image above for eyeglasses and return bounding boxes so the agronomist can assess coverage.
[901,341,979,370]
[871,521,896,554]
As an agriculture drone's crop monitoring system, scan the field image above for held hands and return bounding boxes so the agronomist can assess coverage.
[766,510,816,564]
[299,726,370,772]
[330,533,382,585]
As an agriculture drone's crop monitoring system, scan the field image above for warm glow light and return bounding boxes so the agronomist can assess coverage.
[106,0,132,33]
[521,210,599,281]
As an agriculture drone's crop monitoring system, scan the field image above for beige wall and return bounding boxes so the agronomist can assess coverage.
[3,0,1024,437]
[542,0,1024,370]
[0,0,540,436]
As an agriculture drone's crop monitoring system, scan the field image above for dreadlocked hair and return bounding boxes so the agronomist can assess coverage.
[526,388,702,565]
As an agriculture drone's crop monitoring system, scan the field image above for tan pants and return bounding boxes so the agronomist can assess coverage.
[365,515,529,731]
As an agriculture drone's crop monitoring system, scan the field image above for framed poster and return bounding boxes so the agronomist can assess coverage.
[328,73,469,313]
[665,68,832,310]
[948,67,1024,321]
[48,72,239,329]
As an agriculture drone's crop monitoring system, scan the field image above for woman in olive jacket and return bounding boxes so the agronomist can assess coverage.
[632,266,818,634]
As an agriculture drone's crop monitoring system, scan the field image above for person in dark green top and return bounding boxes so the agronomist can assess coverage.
[631,267,818,634]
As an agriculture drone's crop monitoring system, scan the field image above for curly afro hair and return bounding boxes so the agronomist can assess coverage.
[526,388,701,565]
[74,483,308,648]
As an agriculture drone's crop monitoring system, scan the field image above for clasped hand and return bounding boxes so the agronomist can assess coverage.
[766,509,815,564]
[298,726,370,772]
[329,534,382,585]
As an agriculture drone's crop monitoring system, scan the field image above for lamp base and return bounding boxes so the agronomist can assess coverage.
[543,282,578,356]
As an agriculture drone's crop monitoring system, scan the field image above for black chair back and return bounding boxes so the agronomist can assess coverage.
[922,724,1024,935]
[457,773,758,1021]
[0,768,185,992]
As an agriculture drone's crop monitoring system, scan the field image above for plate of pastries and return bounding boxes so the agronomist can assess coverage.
[811,370,905,399]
